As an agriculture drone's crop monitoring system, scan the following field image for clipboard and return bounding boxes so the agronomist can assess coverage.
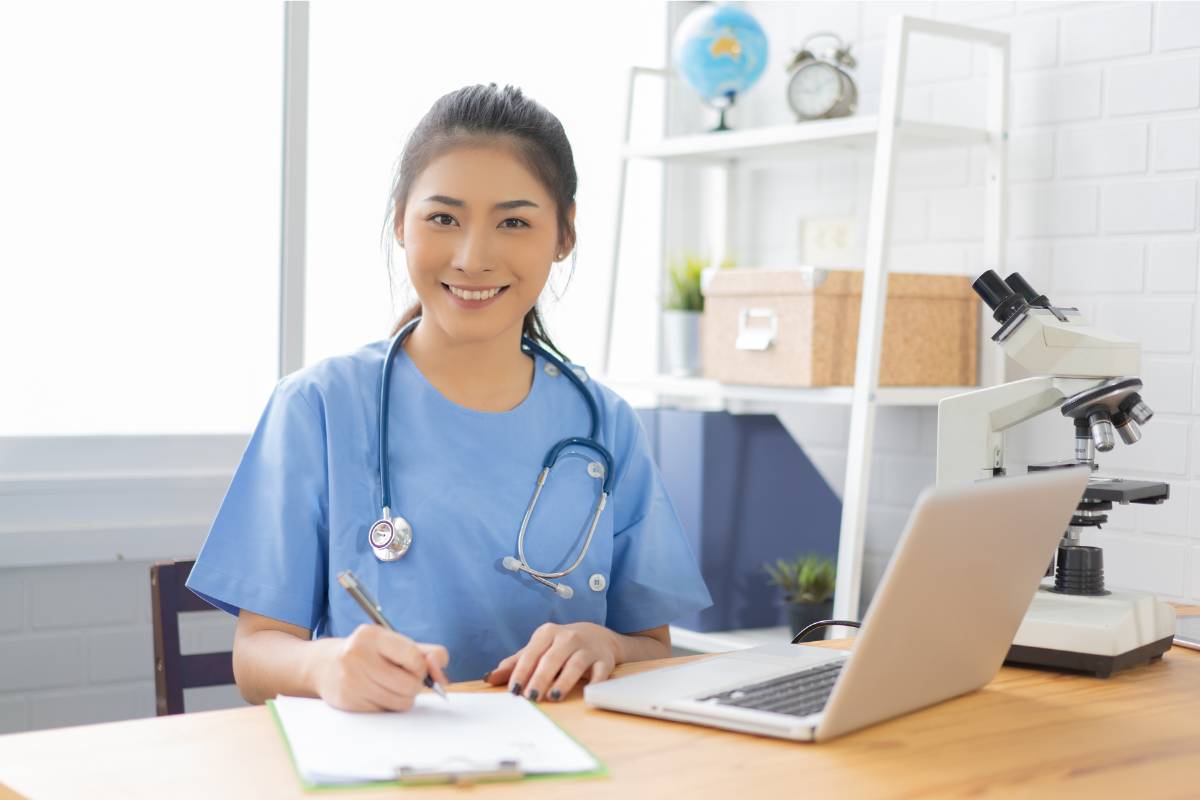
[266,695,609,790]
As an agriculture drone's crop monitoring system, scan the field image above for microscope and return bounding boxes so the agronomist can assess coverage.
[936,270,1175,678]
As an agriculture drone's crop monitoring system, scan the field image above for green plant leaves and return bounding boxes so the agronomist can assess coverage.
[764,553,836,605]
[664,253,735,312]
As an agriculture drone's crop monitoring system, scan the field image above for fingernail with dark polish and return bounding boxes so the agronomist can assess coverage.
[482,671,491,682]
[528,689,539,702]
[549,689,561,701]
[511,682,522,695]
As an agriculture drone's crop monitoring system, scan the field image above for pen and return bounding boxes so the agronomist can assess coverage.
[337,569,449,701]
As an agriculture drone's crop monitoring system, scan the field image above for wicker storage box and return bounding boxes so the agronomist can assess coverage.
[701,268,978,387]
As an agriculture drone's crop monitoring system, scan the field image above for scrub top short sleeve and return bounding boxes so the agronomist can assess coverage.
[186,376,330,631]
[602,400,713,634]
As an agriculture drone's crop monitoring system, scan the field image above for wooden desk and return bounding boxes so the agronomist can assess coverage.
[2,627,1199,798]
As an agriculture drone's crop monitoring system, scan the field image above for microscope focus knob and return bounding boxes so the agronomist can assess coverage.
[1087,411,1115,452]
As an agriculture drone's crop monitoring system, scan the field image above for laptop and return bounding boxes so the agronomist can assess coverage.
[585,467,1090,742]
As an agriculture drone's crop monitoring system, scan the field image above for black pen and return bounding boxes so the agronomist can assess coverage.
[337,570,448,700]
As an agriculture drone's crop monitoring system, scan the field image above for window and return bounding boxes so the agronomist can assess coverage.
[0,2,283,435]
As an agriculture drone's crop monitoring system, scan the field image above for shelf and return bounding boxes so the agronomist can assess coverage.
[622,115,992,164]
[603,374,977,408]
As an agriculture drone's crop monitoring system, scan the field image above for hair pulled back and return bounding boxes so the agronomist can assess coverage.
[383,83,577,357]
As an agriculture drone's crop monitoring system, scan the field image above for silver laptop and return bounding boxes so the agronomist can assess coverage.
[585,467,1089,742]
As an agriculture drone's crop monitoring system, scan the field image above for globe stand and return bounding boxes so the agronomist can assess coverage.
[708,90,737,133]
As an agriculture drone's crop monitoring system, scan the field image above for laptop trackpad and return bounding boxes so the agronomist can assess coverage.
[588,645,843,707]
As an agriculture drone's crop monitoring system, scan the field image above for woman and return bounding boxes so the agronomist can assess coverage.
[187,83,711,712]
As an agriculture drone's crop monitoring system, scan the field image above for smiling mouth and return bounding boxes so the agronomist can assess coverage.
[442,283,509,302]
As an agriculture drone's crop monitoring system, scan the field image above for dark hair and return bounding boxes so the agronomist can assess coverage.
[382,83,577,358]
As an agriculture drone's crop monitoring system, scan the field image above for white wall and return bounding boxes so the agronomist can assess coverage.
[660,0,1200,610]
[3,0,1198,735]
[0,436,248,733]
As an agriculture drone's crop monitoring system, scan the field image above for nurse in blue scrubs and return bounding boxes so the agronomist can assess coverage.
[186,82,712,712]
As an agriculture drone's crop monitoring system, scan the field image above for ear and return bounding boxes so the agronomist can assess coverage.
[560,203,577,256]
[394,215,405,247]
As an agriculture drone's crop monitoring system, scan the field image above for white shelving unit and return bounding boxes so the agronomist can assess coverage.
[600,16,1010,649]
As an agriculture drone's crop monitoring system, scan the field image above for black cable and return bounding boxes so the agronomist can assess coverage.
[790,618,861,644]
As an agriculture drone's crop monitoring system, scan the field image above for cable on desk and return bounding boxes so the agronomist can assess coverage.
[791,619,861,644]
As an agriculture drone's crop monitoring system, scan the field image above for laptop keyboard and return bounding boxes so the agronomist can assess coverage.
[698,660,844,718]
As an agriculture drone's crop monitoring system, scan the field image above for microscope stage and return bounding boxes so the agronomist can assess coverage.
[1083,478,1170,505]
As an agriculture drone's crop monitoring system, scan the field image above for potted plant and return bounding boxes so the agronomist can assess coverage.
[662,253,732,376]
[764,554,836,638]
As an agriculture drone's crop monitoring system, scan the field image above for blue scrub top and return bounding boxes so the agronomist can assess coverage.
[186,339,712,682]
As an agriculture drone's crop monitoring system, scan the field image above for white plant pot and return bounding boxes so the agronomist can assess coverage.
[662,309,702,376]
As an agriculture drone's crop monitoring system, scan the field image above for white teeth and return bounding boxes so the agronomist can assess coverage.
[448,285,502,301]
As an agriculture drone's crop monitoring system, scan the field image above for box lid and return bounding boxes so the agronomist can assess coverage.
[702,267,976,299]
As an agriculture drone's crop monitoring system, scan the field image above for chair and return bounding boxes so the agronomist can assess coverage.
[150,559,236,715]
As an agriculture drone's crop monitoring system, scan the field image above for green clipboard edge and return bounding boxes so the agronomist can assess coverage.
[266,696,610,792]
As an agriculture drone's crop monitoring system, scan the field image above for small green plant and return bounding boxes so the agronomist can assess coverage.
[664,253,735,312]
[764,554,836,605]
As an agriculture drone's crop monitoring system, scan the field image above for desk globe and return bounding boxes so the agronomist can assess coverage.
[672,3,769,131]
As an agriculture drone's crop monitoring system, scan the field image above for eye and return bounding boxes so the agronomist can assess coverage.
[499,218,529,229]
[428,213,457,226]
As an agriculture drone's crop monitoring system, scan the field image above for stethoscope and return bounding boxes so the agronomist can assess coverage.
[367,317,615,599]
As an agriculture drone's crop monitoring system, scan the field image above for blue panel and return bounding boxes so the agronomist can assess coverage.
[636,409,842,632]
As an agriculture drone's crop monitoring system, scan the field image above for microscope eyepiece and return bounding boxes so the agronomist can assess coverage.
[1004,272,1050,307]
[972,269,1028,324]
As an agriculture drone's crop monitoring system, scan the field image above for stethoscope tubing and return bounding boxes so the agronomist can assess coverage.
[374,317,614,594]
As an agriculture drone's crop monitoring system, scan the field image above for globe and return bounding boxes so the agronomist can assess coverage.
[672,3,769,131]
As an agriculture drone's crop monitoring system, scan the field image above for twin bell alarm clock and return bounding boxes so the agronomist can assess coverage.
[786,32,858,121]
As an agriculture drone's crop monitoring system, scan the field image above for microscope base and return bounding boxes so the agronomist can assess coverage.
[1004,587,1177,678]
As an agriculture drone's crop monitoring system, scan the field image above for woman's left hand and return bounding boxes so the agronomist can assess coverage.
[482,622,619,701]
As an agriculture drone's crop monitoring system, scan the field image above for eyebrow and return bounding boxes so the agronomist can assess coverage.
[422,194,539,211]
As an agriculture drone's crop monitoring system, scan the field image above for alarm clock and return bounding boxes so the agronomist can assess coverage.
[786,32,858,121]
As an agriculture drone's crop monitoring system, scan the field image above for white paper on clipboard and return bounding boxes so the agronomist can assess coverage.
[271,693,599,785]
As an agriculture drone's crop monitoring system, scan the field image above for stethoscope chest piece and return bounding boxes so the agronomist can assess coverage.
[369,512,413,561]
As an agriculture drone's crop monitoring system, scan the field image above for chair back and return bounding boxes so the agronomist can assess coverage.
[150,559,235,715]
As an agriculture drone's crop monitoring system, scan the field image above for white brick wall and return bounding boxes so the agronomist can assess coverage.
[1106,56,1200,116]
[1154,118,1200,171]
[1148,239,1200,292]
[0,563,243,735]
[1101,178,1197,233]
[704,0,1200,622]
[1158,1,1200,51]
[1051,240,1145,292]
[1061,3,1152,64]
[1057,123,1147,177]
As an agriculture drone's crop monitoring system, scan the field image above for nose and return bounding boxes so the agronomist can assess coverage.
[453,230,494,275]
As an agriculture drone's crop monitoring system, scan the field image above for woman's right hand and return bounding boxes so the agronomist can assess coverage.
[313,624,450,712]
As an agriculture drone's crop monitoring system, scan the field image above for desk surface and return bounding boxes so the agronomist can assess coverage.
[3,620,1200,799]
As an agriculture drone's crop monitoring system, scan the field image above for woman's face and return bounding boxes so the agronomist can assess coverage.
[397,143,573,346]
